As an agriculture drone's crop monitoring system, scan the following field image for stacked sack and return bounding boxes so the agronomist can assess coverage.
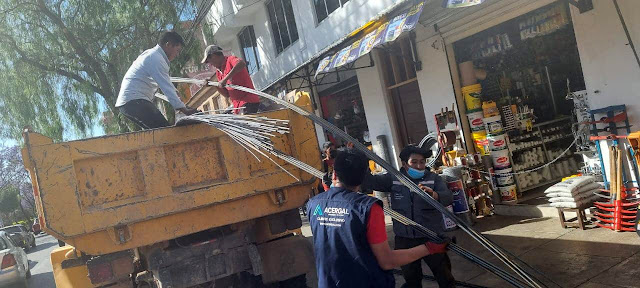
[544,176,602,208]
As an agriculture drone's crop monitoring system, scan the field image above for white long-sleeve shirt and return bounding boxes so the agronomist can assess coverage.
[115,45,186,109]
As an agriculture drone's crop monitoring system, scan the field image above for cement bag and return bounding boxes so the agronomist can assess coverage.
[549,194,599,208]
[547,182,603,199]
[544,176,595,194]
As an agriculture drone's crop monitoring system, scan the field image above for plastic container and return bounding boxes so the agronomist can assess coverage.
[472,131,489,155]
[484,115,503,135]
[467,110,485,132]
[447,180,470,213]
[482,101,499,117]
[490,149,511,169]
[488,133,508,151]
[462,84,482,111]
[499,185,517,202]
[495,167,515,186]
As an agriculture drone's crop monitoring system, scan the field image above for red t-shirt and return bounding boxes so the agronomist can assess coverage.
[366,203,387,244]
[216,55,260,111]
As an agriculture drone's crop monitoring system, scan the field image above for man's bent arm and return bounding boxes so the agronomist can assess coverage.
[370,240,430,270]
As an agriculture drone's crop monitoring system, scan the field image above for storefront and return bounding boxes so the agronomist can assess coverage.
[318,76,371,146]
[449,1,587,201]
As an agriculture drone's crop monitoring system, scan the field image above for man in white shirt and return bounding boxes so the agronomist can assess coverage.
[116,31,198,129]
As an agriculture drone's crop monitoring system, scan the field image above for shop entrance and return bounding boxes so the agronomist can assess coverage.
[451,1,587,201]
[319,77,370,146]
[381,37,429,147]
[390,81,428,146]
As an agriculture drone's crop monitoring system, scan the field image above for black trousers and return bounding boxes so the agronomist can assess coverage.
[395,236,456,288]
[119,99,170,130]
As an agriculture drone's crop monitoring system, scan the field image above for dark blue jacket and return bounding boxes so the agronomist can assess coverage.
[306,187,395,288]
[363,170,453,238]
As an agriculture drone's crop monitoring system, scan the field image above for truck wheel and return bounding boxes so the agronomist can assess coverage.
[278,275,307,288]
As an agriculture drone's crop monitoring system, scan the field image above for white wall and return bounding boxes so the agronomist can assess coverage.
[570,0,640,128]
[355,52,402,169]
[205,0,405,90]
[414,25,459,133]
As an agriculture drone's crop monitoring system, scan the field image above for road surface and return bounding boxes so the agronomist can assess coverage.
[26,233,57,288]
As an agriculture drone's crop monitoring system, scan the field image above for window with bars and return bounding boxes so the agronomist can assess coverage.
[314,0,349,23]
[238,26,261,75]
[266,0,299,54]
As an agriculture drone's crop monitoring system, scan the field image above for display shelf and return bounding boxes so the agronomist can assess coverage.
[543,134,573,144]
[511,143,544,153]
[519,175,566,192]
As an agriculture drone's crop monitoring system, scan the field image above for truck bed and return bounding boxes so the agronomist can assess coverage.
[22,108,320,255]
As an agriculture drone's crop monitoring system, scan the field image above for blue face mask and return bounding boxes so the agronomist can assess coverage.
[407,167,425,179]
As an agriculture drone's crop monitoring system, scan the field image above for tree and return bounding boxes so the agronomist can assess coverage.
[0,0,205,142]
[0,146,36,223]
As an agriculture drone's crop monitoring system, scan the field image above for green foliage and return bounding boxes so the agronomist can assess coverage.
[0,186,20,215]
[0,0,203,141]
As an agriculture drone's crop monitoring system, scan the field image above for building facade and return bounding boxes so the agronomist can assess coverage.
[199,0,640,170]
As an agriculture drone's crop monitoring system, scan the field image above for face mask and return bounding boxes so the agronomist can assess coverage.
[329,150,337,159]
[407,167,425,179]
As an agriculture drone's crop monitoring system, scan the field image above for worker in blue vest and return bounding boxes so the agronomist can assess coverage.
[307,148,449,288]
[363,145,455,288]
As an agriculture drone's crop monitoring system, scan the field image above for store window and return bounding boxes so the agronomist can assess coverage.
[319,77,370,146]
[314,0,349,23]
[238,26,260,75]
[266,0,299,54]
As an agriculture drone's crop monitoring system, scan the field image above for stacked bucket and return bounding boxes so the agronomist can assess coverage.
[484,112,517,202]
[464,84,489,155]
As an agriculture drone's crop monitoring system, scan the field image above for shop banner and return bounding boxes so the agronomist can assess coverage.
[443,0,485,8]
[314,1,425,77]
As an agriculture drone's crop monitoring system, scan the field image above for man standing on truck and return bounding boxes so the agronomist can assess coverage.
[201,44,261,114]
[116,31,198,129]
[363,145,455,288]
[306,148,449,288]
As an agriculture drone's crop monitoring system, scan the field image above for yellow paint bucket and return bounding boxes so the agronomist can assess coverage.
[462,84,482,111]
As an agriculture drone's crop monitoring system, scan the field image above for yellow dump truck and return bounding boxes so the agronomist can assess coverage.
[21,99,321,287]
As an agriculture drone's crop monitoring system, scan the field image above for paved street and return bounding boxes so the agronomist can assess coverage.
[26,234,57,288]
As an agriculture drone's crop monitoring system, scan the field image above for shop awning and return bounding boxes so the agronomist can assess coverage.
[313,1,426,78]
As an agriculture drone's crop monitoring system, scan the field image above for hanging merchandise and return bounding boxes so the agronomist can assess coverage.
[448,179,470,214]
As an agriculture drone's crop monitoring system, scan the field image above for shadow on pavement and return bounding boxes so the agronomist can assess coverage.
[27,271,55,288]
[27,241,57,254]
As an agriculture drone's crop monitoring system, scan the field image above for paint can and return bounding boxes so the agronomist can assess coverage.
[490,149,511,169]
[484,115,503,135]
[467,109,484,131]
[498,184,517,202]
[495,167,515,186]
[488,133,508,151]
[462,84,482,111]
[447,180,470,213]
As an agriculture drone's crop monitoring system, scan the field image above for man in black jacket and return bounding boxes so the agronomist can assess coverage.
[364,145,455,288]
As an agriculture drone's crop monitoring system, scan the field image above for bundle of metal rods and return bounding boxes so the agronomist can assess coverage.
[169,77,548,288]
[175,112,301,180]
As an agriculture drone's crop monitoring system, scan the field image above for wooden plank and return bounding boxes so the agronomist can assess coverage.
[386,77,417,90]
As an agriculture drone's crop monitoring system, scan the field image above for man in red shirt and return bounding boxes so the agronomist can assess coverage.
[201,45,261,114]
[307,149,449,288]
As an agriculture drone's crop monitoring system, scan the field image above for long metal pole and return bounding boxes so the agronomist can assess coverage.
[170,77,545,288]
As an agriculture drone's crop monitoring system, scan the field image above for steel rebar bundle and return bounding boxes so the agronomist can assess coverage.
[169,77,547,288]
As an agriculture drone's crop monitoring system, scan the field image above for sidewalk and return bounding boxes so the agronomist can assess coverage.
[301,214,640,288]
